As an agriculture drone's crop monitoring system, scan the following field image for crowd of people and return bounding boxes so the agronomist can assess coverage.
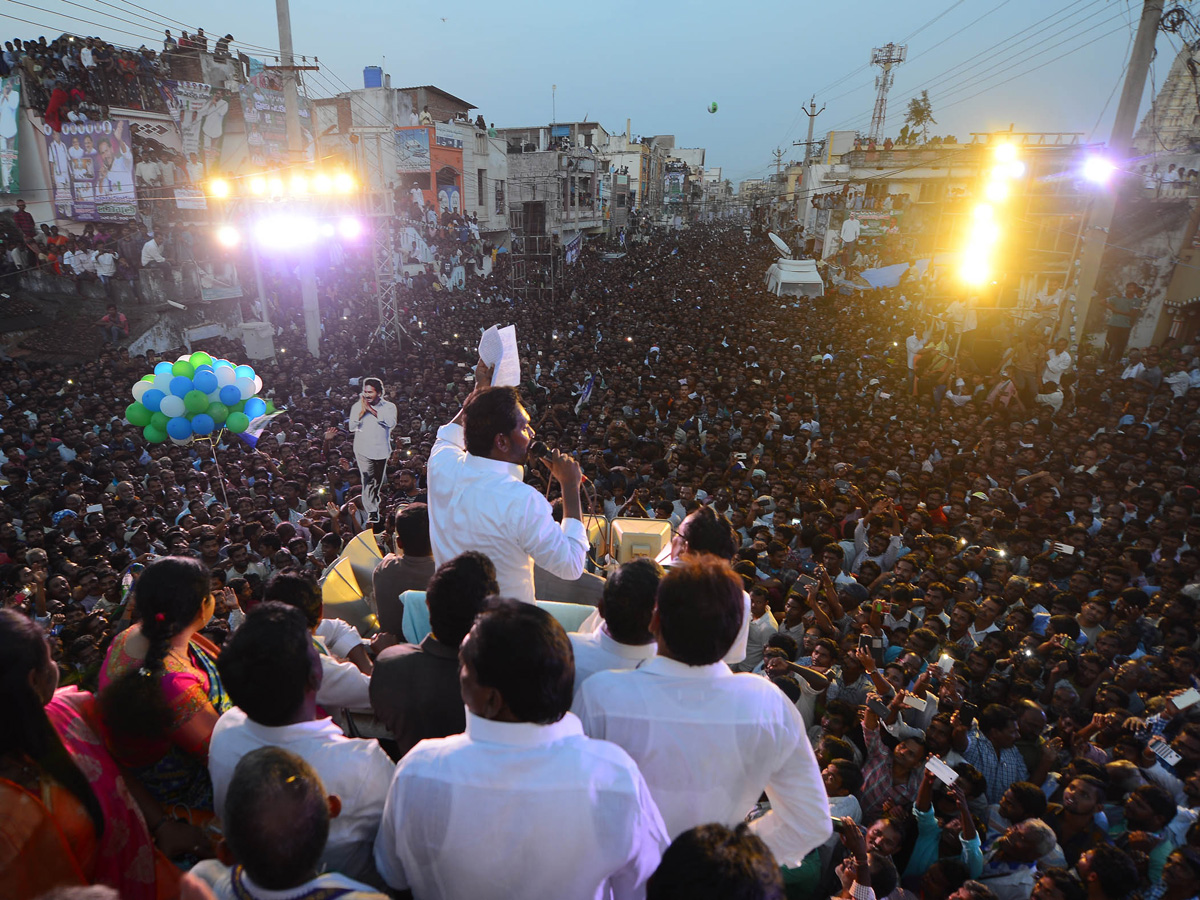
[2,221,1200,900]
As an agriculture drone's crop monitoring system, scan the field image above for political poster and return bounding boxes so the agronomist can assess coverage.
[161,81,229,173]
[44,119,137,222]
[0,76,20,193]
[395,126,431,174]
[437,183,461,215]
[238,83,314,167]
[665,171,685,202]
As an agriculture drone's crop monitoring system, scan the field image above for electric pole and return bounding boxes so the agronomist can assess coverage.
[801,96,825,163]
[1069,0,1164,348]
[274,0,322,359]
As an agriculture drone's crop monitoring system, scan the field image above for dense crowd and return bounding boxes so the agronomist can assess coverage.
[3,222,1200,900]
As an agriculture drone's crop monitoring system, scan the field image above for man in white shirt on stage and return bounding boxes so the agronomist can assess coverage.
[349,377,397,525]
[569,558,660,697]
[374,599,669,899]
[574,556,833,869]
[210,603,394,887]
[427,361,586,603]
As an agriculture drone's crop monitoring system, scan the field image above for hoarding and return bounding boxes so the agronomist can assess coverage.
[44,119,137,222]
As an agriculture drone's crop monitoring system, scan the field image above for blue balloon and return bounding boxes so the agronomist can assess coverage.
[170,376,194,398]
[166,417,193,440]
[154,361,174,375]
[190,413,215,435]
[234,365,256,380]
[243,397,267,419]
[193,370,219,394]
[213,359,234,369]
[219,385,242,406]
[141,389,166,412]
[194,364,215,375]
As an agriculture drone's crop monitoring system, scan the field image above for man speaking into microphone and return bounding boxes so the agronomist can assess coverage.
[428,361,587,603]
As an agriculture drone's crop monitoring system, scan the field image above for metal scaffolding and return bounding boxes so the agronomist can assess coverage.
[365,189,400,349]
[507,231,559,304]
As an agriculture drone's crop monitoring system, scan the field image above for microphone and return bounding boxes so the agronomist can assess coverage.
[528,440,550,461]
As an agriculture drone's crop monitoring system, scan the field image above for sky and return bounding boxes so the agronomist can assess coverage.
[3,0,1184,186]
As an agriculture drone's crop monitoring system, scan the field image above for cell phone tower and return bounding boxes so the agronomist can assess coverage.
[868,42,907,144]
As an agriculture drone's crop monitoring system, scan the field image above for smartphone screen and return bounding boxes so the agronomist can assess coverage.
[1174,688,1200,711]
[925,756,959,786]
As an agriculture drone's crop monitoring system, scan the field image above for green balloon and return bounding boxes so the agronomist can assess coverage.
[189,351,213,368]
[207,402,229,425]
[125,402,152,426]
[171,359,195,378]
[226,412,250,433]
[234,400,246,412]
[143,424,167,444]
[140,374,155,383]
[265,400,276,414]
[150,411,169,430]
[184,390,209,414]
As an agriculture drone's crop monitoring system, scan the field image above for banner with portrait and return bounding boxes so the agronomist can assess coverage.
[43,119,137,222]
[161,80,229,175]
[238,83,314,167]
[0,76,20,193]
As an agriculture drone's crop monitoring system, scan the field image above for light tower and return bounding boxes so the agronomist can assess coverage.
[868,43,907,144]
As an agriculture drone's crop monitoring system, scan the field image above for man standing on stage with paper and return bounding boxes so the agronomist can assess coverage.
[350,377,397,526]
[428,358,587,604]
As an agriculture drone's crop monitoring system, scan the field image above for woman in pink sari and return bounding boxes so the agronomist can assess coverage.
[0,609,181,900]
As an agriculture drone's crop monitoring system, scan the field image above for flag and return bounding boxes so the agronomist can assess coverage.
[574,374,596,414]
[236,410,285,449]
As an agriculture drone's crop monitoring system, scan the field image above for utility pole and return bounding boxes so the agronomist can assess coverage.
[1070,0,1164,349]
[274,0,322,358]
[801,96,825,163]
[869,43,907,145]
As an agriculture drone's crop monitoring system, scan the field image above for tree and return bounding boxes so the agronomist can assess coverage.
[904,91,937,144]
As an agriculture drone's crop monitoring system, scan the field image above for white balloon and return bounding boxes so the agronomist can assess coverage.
[153,373,173,393]
[160,395,186,417]
[132,381,150,402]
[171,436,192,446]
[206,390,222,403]
[253,375,263,393]
[216,366,237,388]
[235,376,256,401]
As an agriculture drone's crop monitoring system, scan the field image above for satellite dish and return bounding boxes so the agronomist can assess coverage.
[768,232,792,257]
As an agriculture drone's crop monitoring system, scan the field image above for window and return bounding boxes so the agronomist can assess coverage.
[476,134,487,155]
[617,193,626,208]
[478,169,486,203]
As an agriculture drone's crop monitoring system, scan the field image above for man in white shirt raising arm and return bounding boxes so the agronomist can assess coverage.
[574,555,832,869]
[427,361,586,603]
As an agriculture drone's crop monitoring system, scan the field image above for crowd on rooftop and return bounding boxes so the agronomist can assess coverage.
[2,217,1200,900]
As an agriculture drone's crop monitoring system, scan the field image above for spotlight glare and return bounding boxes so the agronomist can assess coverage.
[333,172,355,193]
[959,254,991,286]
[1006,160,1026,179]
[994,143,1017,163]
[209,178,231,199]
[290,174,309,196]
[319,223,336,237]
[1083,156,1117,185]
[267,177,284,197]
[337,217,363,240]
[971,203,994,222]
[313,173,333,194]
[254,215,319,249]
[249,176,268,196]
[216,225,241,248]
[984,180,1010,203]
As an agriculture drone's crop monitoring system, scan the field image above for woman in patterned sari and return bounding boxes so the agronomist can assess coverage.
[0,609,180,900]
[98,556,232,818]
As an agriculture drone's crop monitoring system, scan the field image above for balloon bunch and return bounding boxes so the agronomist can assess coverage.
[124,351,273,445]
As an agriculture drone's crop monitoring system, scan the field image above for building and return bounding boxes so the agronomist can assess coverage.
[504,145,608,239]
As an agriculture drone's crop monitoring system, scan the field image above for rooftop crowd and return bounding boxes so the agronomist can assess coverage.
[2,220,1200,900]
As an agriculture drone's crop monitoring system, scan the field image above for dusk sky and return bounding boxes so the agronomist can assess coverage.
[3,0,1177,186]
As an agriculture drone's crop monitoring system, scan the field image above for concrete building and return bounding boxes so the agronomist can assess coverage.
[602,129,668,216]
[505,145,608,239]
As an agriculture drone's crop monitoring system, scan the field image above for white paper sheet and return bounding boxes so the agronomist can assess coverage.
[479,324,520,387]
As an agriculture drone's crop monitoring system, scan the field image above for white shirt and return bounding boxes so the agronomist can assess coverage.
[1042,349,1071,384]
[569,626,657,697]
[141,239,166,266]
[574,657,833,867]
[906,333,925,370]
[736,608,778,673]
[349,398,397,460]
[428,422,587,604]
[373,711,669,899]
[316,637,372,710]
[840,217,861,243]
[316,617,367,659]
[208,710,395,884]
[190,861,385,900]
